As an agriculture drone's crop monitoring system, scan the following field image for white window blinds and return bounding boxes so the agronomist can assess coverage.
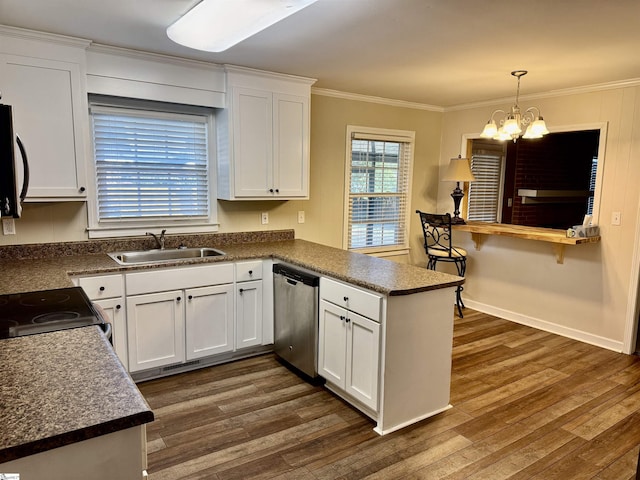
[91,107,209,221]
[467,153,503,222]
[346,130,413,251]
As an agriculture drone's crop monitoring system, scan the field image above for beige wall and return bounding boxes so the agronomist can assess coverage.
[0,93,443,262]
[439,86,640,350]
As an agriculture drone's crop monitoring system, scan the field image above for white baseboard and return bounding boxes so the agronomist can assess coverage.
[463,299,624,353]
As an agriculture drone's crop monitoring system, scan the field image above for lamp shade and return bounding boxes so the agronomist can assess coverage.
[442,157,476,182]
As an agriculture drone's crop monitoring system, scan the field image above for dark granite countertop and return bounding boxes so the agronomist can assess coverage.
[0,238,463,296]
[0,231,461,462]
[0,327,153,463]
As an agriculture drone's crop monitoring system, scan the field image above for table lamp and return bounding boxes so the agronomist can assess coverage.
[442,155,476,224]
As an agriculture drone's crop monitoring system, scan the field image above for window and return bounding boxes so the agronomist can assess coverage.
[344,126,414,254]
[467,148,505,222]
[87,97,217,238]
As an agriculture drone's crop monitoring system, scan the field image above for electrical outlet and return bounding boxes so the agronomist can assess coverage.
[612,211,621,226]
[297,210,305,223]
[2,218,16,235]
[261,212,269,225]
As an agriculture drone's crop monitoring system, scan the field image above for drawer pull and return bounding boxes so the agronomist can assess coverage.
[188,295,193,300]
[343,296,349,302]
[99,286,105,291]
[248,270,253,275]
[116,304,121,310]
[176,296,182,302]
[340,315,346,322]
[239,288,244,294]
[345,317,351,324]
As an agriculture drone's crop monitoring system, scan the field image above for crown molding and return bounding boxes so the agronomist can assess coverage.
[311,87,444,112]
[0,24,91,48]
[88,43,225,71]
[445,78,640,112]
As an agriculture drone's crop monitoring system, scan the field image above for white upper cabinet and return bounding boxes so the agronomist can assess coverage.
[217,66,315,200]
[0,28,90,201]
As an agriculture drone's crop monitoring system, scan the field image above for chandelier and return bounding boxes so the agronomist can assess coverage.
[480,70,549,142]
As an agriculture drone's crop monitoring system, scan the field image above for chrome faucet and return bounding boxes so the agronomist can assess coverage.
[146,229,167,250]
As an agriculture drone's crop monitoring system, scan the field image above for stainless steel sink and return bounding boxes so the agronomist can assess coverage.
[108,247,226,265]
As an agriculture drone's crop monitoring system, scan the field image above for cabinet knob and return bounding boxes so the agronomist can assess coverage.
[177,296,182,302]
[340,315,346,322]
[345,317,351,324]
[116,304,121,310]
[275,189,280,193]
[79,186,86,193]
[188,295,193,300]
[239,288,244,294]
[99,286,105,291]
[248,270,253,276]
[269,188,274,193]
[343,296,349,302]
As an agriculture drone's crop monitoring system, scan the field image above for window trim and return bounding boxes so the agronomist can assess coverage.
[86,96,219,238]
[343,125,415,254]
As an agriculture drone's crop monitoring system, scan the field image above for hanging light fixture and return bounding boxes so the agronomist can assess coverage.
[480,70,549,142]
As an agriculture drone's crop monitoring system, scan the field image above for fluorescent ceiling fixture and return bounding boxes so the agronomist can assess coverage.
[167,0,319,52]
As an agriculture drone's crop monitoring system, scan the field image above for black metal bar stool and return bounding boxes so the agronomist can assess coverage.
[416,210,467,318]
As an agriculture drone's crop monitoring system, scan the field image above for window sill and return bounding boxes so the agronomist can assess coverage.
[453,221,600,264]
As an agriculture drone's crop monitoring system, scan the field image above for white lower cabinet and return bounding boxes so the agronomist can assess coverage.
[127,290,185,373]
[318,278,381,412]
[236,280,263,349]
[186,284,234,360]
[75,274,128,367]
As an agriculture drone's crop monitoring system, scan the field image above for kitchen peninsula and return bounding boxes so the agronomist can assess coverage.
[0,231,463,465]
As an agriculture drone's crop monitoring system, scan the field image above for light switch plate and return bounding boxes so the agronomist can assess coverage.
[261,212,269,225]
[2,218,16,235]
[612,211,621,226]
[297,210,305,223]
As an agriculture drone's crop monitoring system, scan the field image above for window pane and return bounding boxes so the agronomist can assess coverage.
[346,131,413,251]
[468,153,503,222]
[92,110,209,221]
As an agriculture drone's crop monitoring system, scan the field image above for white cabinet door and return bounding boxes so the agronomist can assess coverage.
[273,93,309,198]
[0,54,87,200]
[127,290,185,372]
[236,280,263,349]
[185,284,234,360]
[345,311,380,410]
[231,87,273,197]
[318,299,347,389]
[93,297,128,369]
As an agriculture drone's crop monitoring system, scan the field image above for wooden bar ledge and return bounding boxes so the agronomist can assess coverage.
[452,221,600,264]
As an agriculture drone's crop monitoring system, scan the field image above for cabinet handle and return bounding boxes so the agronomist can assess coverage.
[99,286,105,291]
[188,295,193,300]
[79,186,86,193]
[343,296,349,302]
[239,288,244,294]
[248,270,253,276]
[340,315,346,322]
[269,188,274,193]
[176,296,182,302]
[345,317,351,324]
[116,304,121,310]
[275,189,279,193]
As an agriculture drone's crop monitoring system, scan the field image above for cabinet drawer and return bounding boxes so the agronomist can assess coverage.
[78,274,124,299]
[126,263,234,296]
[320,277,382,322]
[235,260,263,282]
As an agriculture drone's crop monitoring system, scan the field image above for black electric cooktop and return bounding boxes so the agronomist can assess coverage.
[0,287,103,339]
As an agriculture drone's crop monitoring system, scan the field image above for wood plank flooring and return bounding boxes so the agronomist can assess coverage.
[138,309,640,479]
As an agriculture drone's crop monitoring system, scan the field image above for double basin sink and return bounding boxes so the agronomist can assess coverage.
[109,247,226,265]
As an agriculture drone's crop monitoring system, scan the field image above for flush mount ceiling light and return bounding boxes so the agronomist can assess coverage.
[480,70,549,142]
[167,0,319,52]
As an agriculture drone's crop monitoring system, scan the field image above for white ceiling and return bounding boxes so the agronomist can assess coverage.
[1,0,639,107]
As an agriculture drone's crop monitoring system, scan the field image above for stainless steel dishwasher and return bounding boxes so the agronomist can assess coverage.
[273,263,320,378]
